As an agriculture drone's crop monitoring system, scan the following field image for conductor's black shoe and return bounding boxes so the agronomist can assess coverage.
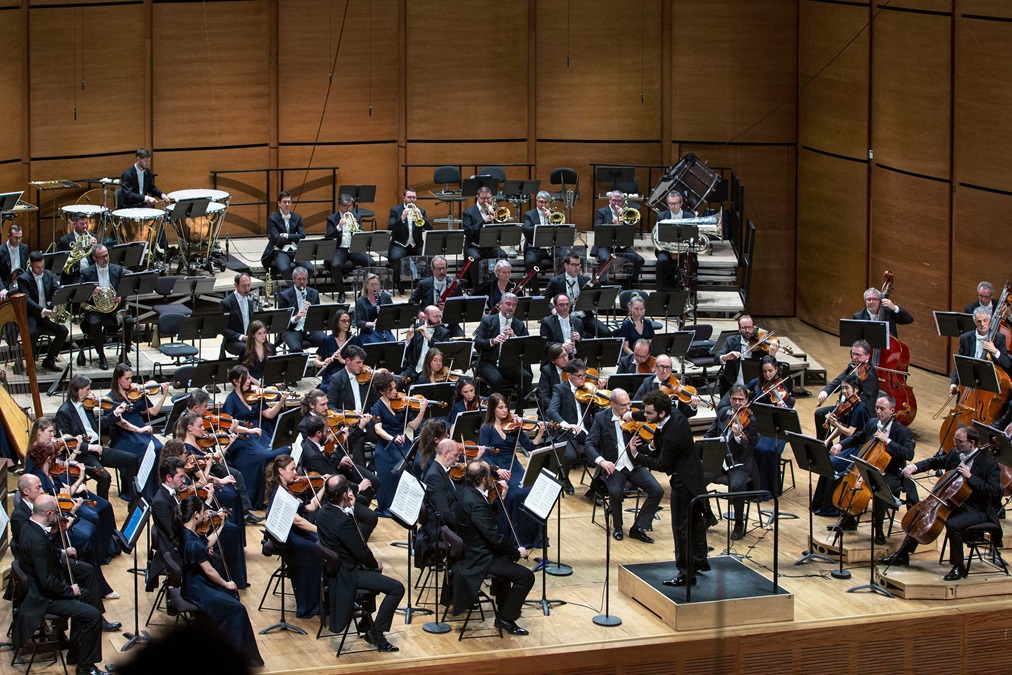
[101,619,121,632]
[495,618,529,636]
[628,527,654,544]
[662,573,695,587]
[878,551,909,567]
[874,532,887,546]
[612,529,623,541]
[731,522,745,541]
[364,629,398,651]
[943,565,968,582]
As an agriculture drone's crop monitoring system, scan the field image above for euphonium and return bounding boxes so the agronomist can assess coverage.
[492,197,512,223]
[405,203,425,227]
[64,235,94,274]
[621,197,641,226]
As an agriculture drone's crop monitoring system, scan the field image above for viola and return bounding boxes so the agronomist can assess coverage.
[732,407,752,431]
[196,432,232,450]
[203,413,236,430]
[57,493,97,512]
[196,509,231,536]
[59,435,80,452]
[100,396,118,411]
[746,329,795,357]
[658,376,715,409]
[389,393,449,412]
[574,384,611,408]
[440,369,467,382]
[502,416,559,433]
[562,367,602,384]
[177,484,210,501]
[621,420,657,442]
[126,381,163,402]
[874,270,917,426]
[81,395,101,410]
[286,472,326,496]
[244,386,284,404]
[50,460,81,479]
[355,366,384,384]
[637,355,656,374]
[326,410,362,428]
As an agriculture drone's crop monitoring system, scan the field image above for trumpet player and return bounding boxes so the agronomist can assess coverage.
[462,186,508,288]
[56,212,98,284]
[278,266,327,352]
[325,194,372,302]
[80,244,134,371]
[18,251,68,372]
[592,190,644,286]
[520,191,557,295]
[388,188,431,294]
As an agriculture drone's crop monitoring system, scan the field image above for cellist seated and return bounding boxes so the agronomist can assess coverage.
[879,425,1002,580]
[827,394,915,545]
[949,307,1012,395]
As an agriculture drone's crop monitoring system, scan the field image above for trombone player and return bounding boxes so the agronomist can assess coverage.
[326,193,372,302]
[388,188,430,294]
[57,212,98,285]
[521,191,558,296]
[593,190,644,286]
[463,186,508,288]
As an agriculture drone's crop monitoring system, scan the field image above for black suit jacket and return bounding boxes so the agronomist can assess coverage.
[300,437,337,475]
[80,263,125,293]
[327,368,376,413]
[151,484,180,552]
[17,269,59,319]
[473,313,528,365]
[316,502,378,632]
[9,497,31,547]
[387,205,430,248]
[964,301,995,316]
[452,485,517,615]
[716,334,755,388]
[402,323,453,374]
[55,401,101,456]
[461,204,490,250]
[220,292,257,346]
[632,409,705,497]
[277,285,320,329]
[536,363,563,414]
[548,382,591,439]
[14,520,76,648]
[418,460,458,564]
[585,408,632,466]
[633,377,697,419]
[839,418,915,476]
[821,362,880,412]
[952,330,1012,386]
[324,211,362,245]
[261,211,306,265]
[410,276,462,309]
[704,408,760,485]
[851,306,914,338]
[543,272,589,304]
[119,165,164,208]
[912,448,1002,523]
[0,242,29,291]
[539,313,585,355]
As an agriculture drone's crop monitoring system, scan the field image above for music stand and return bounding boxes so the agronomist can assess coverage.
[53,282,98,382]
[532,225,576,252]
[116,498,151,652]
[847,456,898,598]
[422,231,465,258]
[972,421,1012,469]
[461,177,501,199]
[0,191,21,214]
[269,407,304,452]
[498,335,545,376]
[440,296,487,335]
[934,311,976,338]
[252,308,294,343]
[176,315,227,365]
[376,302,421,339]
[108,243,147,269]
[262,353,310,387]
[338,185,377,221]
[362,341,406,372]
[408,382,455,419]
[576,338,624,373]
[786,431,840,569]
[118,271,160,375]
[514,297,551,325]
[520,465,567,617]
[644,290,690,331]
[295,238,337,268]
[750,402,801,523]
[182,358,234,402]
[839,319,889,351]
[351,231,391,257]
[431,340,473,373]
[954,356,1002,394]
[42,251,70,274]
[653,330,695,369]
[161,396,190,436]
[596,166,635,192]
[655,223,699,252]
[606,373,651,396]
[592,225,635,251]
[450,410,482,444]
[574,287,619,337]
[477,224,522,251]
[303,304,346,334]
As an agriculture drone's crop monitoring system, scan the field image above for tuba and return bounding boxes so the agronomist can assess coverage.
[64,235,94,274]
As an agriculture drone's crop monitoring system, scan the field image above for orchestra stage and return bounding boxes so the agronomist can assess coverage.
[5,321,1012,674]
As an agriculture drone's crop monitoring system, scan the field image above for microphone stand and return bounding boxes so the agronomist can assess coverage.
[591,478,620,627]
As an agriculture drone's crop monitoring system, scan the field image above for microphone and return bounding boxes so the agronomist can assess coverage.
[523,388,538,402]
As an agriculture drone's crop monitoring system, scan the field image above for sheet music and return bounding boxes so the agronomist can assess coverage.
[291,434,304,466]
[265,488,299,543]
[135,441,156,493]
[0,502,9,538]
[390,470,425,527]
[523,469,562,522]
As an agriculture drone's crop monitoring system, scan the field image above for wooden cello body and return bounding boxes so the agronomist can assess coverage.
[831,407,907,515]
[876,271,917,426]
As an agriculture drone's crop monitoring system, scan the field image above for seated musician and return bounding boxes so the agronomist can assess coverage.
[592,190,644,286]
[299,389,374,481]
[451,460,535,636]
[520,190,557,296]
[261,191,312,279]
[19,251,69,372]
[414,419,448,477]
[79,245,134,370]
[57,212,97,284]
[326,345,379,467]
[370,371,427,516]
[654,192,692,290]
[418,437,463,570]
[814,340,879,439]
[176,412,248,540]
[966,281,995,315]
[703,384,760,540]
[746,356,795,497]
[474,259,514,313]
[239,320,273,383]
[545,253,610,338]
[55,374,140,504]
[388,188,431,294]
[854,286,913,337]
[0,223,28,300]
[417,348,451,388]
[619,294,653,355]
[355,273,395,344]
[220,272,257,357]
[176,495,263,667]
[949,306,1011,395]
[537,345,569,416]
[317,475,404,652]
[540,293,584,359]
[633,353,698,418]
[449,376,484,426]
[811,375,871,516]
[103,363,169,503]
[314,310,361,391]
[716,314,774,399]
[462,186,507,288]
[880,425,1002,580]
[325,193,372,302]
[278,266,327,352]
[828,394,915,544]
[548,359,596,495]
[585,388,662,543]
[473,292,533,404]
[618,338,654,375]
[119,148,166,208]
[410,256,465,337]
[402,305,452,382]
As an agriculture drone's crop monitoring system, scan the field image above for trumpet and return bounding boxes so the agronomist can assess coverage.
[405,203,425,227]
[340,210,361,234]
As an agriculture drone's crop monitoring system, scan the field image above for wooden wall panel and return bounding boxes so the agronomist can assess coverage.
[797,149,868,334]
[871,5,951,178]
[958,0,1012,18]
[672,0,797,144]
[682,143,797,316]
[954,15,1012,191]
[535,0,663,141]
[29,5,146,158]
[869,167,950,372]
[952,185,1011,312]
[0,11,22,160]
[277,0,398,144]
[405,0,527,141]
[152,0,269,149]
[798,0,868,159]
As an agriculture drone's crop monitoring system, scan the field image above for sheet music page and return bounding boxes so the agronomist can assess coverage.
[265,488,299,544]
[0,503,9,539]
[135,441,156,493]
[524,469,562,522]
[390,471,425,527]
[291,434,304,466]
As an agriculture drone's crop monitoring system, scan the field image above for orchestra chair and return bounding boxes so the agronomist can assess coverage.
[434,166,461,195]
[258,534,286,614]
[153,313,200,374]
[167,587,204,625]
[151,276,191,319]
[549,168,579,206]
[439,527,503,641]
[145,532,179,627]
[590,483,654,531]
[315,543,379,655]
[9,559,68,674]
[938,522,1010,576]
[478,166,506,200]
[780,457,796,494]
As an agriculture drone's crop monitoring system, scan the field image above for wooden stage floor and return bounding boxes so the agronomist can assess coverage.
[6,318,1012,674]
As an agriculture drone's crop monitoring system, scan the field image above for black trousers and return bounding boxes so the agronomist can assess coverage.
[47,571,103,668]
[655,250,675,291]
[670,477,708,574]
[487,556,535,622]
[560,435,587,483]
[358,570,404,633]
[388,242,423,289]
[596,247,644,285]
[478,361,532,412]
[81,311,134,361]
[523,247,553,296]
[77,446,140,502]
[601,465,664,532]
[273,251,315,279]
[328,249,372,294]
[281,328,327,353]
[27,315,68,362]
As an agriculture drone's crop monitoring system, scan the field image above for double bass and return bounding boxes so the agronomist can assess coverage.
[876,271,916,425]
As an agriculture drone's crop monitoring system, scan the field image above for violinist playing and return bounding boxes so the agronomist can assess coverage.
[747,356,795,498]
[634,353,700,419]
[702,384,760,541]
[811,375,871,517]
[326,345,379,468]
[814,340,880,440]
[449,376,484,426]
[536,345,569,417]
[298,390,377,506]
[585,388,663,543]
[176,494,263,668]
[176,412,249,540]
[829,394,915,545]
[880,425,1001,581]
[403,305,452,382]
[548,360,596,495]
[104,363,170,503]
[716,315,773,400]
[618,338,654,375]
[949,306,1011,395]
[370,371,427,517]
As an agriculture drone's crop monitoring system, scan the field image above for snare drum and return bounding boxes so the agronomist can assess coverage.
[111,207,166,247]
[60,204,108,237]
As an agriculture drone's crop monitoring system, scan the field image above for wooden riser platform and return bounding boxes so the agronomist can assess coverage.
[876,562,1012,599]
[810,530,900,563]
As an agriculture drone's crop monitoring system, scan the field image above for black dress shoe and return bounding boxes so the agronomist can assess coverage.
[878,552,909,567]
[662,573,696,587]
[101,619,122,632]
[563,482,574,496]
[612,529,624,541]
[42,359,61,373]
[98,356,109,371]
[874,532,887,546]
[495,618,529,636]
[76,665,110,675]
[943,565,967,582]
[628,527,654,544]
[76,351,86,367]
[244,513,265,524]
[731,522,745,541]
[363,629,399,651]
[695,560,711,572]
[121,357,132,369]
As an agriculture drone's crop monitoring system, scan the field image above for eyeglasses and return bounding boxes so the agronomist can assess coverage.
[656,364,671,370]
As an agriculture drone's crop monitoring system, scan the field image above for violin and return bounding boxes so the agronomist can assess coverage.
[244,386,284,404]
[59,435,80,452]
[286,472,326,496]
[731,407,752,432]
[81,394,101,410]
[464,396,489,412]
[195,509,231,536]
[100,396,118,411]
[203,413,236,430]
[823,393,860,429]
[196,431,232,450]
[50,460,82,479]
[637,355,657,374]
[658,376,715,409]
[389,393,449,412]
[574,384,611,408]
[435,368,468,383]
[562,367,602,383]
[126,381,164,402]
[177,484,210,501]
[326,410,362,428]
[853,361,871,382]
[355,365,384,384]
[746,329,795,357]
[57,493,97,511]
[621,420,657,441]
[448,441,482,481]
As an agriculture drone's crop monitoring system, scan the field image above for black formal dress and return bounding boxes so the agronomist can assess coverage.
[813,363,880,440]
[266,485,322,618]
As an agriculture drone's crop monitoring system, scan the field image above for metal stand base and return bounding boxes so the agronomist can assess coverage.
[593,614,622,627]
[259,621,308,636]
[120,629,150,652]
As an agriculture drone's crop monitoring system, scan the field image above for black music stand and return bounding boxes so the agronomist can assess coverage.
[521,464,566,617]
[376,302,420,339]
[934,311,976,338]
[161,396,190,436]
[262,353,310,387]
[295,238,336,272]
[119,271,160,376]
[502,179,541,200]
[53,282,98,382]
[839,319,889,351]
[351,231,391,258]
[532,225,576,252]
[117,498,151,652]
[750,402,801,523]
[698,437,739,534]
[592,225,635,251]
[450,410,482,444]
[461,177,501,199]
[848,456,898,598]
[176,315,227,366]
[108,243,147,269]
[655,223,699,252]
[498,335,545,376]
[652,330,695,368]
[407,382,455,419]
[574,287,620,338]
[973,421,1012,469]
[422,231,465,258]
[644,290,690,331]
[303,303,347,334]
[362,341,406,372]
[42,251,70,274]
[954,355,1002,394]
[338,185,376,221]
[596,166,635,193]
[606,373,651,396]
[514,297,551,324]
[786,431,840,569]
[477,224,522,251]
[182,358,234,403]
[431,340,473,373]
[269,407,304,452]
[252,308,294,343]
[441,296,487,335]
[576,338,624,373]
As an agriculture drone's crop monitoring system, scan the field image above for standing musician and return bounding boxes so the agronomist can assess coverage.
[626,390,708,587]
[103,363,169,503]
[326,345,379,468]
[618,338,654,375]
[462,186,507,288]
[176,495,263,668]
[55,374,141,504]
[19,251,69,373]
[828,394,915,544]
[548,359,596,496]
[402,305,452,382]
[716,314,776,399]
[633,353,699,418]
[473,292,533,403]
[536,345,569,416]
[814,340,879,439]
[355,273,395,344]
[854,287,913,337]
[811,375,871,517]
[14,494,113,675]
[325,193,371,302]
[57,212,97,284]
[79,245,134,371]
[277,266,327,352]
[965,281,995,315]
[261,191,312,279]
[585,388,663,543]
[544,252,611,338]
[317,475,404,652]
[119,148,166,208]
[540,293,585,358]
[220,272,256,357]
[0,223,28,300]
[949,306,1011,395]
[474,259,516,313]
[520,190,557,296]
[370,371,427,516]
[654,192,692,290]
[703,384,760,541]
[452,460,535,636]
[388,188,431,294]
[592,190,644,286]
[879,425,1002,580]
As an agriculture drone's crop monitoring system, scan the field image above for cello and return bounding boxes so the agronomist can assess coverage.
[875,271,917,425]
[831,404,910,516]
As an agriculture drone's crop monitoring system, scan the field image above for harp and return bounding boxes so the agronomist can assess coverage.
[0,293,43,463]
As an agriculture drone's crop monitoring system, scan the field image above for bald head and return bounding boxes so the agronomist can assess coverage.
[435,438,459,468]
[31,494,58,525]
[609,388,631,416]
